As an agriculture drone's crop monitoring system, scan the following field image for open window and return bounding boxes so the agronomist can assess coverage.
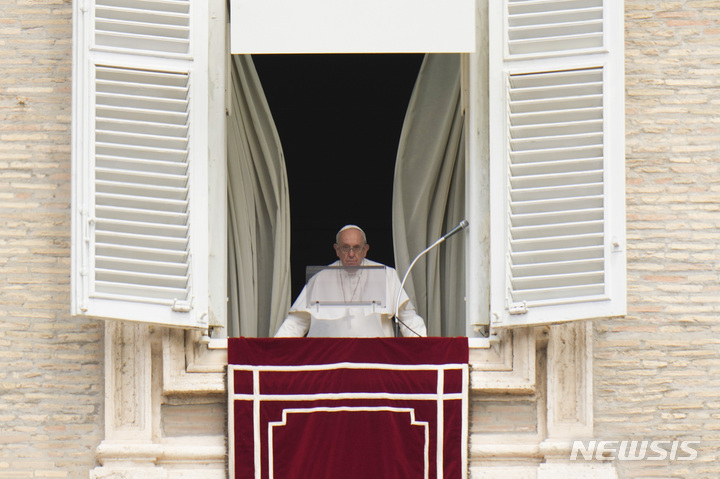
[71,0,625,337]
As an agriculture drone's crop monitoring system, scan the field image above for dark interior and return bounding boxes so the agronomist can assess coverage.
[252,54,424,300]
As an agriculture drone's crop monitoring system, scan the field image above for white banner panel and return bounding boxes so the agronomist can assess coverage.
[230,0,475,54]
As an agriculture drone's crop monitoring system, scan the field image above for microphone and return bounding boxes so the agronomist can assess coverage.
[440,219,469,241]
[393,220,470,337]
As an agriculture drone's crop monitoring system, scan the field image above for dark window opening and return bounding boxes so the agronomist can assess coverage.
[252,54,424,300]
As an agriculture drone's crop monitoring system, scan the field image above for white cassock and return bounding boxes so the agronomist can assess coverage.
[274,259,427,338]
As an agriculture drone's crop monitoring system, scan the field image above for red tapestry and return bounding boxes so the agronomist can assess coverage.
[228,337,469,479]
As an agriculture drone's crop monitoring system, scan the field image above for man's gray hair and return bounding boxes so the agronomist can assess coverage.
[336,224,367,244]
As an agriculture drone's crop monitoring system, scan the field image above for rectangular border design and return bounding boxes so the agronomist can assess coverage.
[228,339,468,479]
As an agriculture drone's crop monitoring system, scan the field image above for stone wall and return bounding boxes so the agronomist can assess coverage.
[3,0,720,478]
[595,2,720,477]
[0,1,105,478]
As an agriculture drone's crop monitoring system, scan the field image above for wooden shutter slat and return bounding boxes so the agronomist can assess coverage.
[95,218,189,238]
[96,255,189,275]
[511,106,602,125]
[509,20,602,40]
[95,132,189,150]
[97,0,190,15]
[94,282,189,301]
[96,118,189,138]
[95,1,190,54]
[96,19,190,39]
[96,192,188,212]
[96,155,189,175]
[511,132,603,152]
[96,179,189,200]
[95,145,188,163]
[511,157,602,175]
[510,83,602,101]
[511,219,603,241]
[510,195,603,215]
[507,0,603,56]
[96,34,190,54]
[97,106,187,125]
[511,182,603,202]
[512,257,603,277]
[511,119,603,140]
[508,0,602,17]
[510,284,605,303]
[96,243,188,263]
[511,244,604,264]
[95,268,188,288]
[509,33,602,55]
[512,270,603,289]
[95,230,188,251]
[511,207,603,227]
[512,169,602,189]
[96,92,189,107]
[510,231,604,253]
[96,167,188,188]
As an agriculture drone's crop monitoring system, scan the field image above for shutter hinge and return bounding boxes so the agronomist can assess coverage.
[508,301,528,315]
[172,297,193,312]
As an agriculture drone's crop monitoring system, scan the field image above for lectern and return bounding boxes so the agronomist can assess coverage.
[228,337,469,478]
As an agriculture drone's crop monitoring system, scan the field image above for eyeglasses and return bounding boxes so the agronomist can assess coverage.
[338,245,365,254]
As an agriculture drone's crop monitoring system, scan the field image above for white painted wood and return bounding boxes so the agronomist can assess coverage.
[230,0,476,54]
[72,0,212,329]
[206,0,228,330]
[489,0,625,328]
[465,0,491,334]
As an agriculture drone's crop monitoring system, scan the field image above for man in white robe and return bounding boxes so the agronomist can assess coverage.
[274,225,427,338]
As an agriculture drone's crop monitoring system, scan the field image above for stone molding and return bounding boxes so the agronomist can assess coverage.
[94,320,612,478]
[92,323,225,478]
[469,322,615,478]
[162,329,225,395]
[470,328,536,393]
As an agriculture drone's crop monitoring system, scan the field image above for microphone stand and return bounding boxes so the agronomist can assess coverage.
[393,220,469,337]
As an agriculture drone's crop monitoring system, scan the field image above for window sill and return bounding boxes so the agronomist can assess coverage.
[172,333,530,396]
[207,336,492,350]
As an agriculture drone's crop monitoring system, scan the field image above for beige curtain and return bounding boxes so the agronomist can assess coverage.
[227,55,291,337]
[393,54,466,337]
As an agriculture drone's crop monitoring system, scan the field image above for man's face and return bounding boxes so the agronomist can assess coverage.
[334,228,369,267]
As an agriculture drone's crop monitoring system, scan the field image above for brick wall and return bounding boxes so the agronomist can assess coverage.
[471,397,538,436]
[595,2,720,477]
[162,401,227,438]
[0,1,104,478]
[3,1,720,478]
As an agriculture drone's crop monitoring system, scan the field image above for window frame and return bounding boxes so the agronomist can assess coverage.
[72,0,625,336]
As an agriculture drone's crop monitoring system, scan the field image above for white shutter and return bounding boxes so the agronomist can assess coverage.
[489,0,625,328]
[95,0,191,54]
[507,0,603,56]
[72,0,210,328]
